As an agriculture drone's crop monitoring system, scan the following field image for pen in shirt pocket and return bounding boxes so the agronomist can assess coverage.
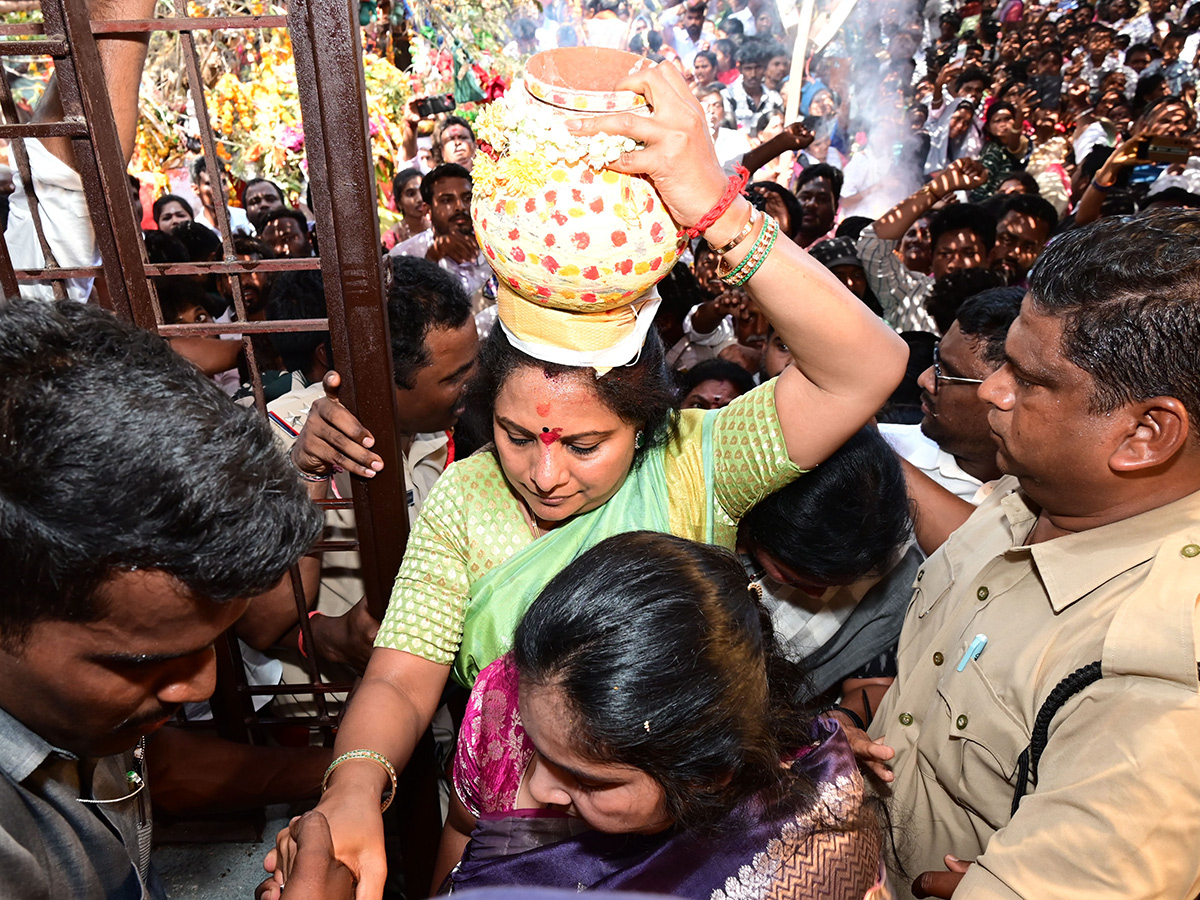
[957,634,988,672]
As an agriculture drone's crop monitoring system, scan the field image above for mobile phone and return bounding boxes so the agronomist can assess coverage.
[1129,163,1166,185]
[415,94,456,119]
[1138,134,1190,165]
[802,114,825,131]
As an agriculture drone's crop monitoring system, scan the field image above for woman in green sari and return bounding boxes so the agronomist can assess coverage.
[269,62,907,900]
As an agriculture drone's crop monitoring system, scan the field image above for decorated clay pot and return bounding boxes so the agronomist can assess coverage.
[471,48,686,311]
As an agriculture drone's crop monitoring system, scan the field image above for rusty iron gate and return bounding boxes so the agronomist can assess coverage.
[0,0,410,741]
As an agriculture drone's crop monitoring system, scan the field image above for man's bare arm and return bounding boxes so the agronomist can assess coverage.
[35,0,157,170]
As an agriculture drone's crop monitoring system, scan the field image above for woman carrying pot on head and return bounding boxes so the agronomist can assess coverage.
[268,59,906,900]
[436,531,887,898]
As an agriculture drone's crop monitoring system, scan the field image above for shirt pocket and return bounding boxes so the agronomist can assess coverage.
[932,661,1029,826]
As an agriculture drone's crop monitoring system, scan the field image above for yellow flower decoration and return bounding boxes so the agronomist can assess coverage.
[494,151,549,196]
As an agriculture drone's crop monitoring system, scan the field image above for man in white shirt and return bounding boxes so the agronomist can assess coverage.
[880,287,1024,503]
[389,163,491,307]
[191,157,254,236]
[668,0,715,71]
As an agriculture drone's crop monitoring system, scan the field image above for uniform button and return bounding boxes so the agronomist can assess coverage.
[1182,544,1200,558]
[956,714,969,730]
[933,652,944,666]
[899,712,914,726]
[976,586,990,601]
[916,569,925,582]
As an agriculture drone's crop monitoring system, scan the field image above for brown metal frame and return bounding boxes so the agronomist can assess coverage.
[0,0,411,741]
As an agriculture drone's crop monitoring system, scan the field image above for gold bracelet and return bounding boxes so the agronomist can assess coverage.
[711,206,760,256]
[322,750,397,813]
[723,214,779,287]
[716,211,769,281]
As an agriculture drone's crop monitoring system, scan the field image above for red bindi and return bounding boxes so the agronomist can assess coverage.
[539,427,563,446]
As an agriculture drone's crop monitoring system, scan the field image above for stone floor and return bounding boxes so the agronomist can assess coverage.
[153,808,290,900]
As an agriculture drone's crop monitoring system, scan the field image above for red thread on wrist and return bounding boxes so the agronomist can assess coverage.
[683,165,750,239]
[298,610,324,659]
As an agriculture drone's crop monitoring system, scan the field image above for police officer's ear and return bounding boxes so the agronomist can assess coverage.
[1110,396,1191,473]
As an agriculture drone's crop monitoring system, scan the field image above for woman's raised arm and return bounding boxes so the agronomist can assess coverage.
[570,64,907,469]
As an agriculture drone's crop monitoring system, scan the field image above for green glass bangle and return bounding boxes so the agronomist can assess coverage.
[722,213,775,284]
[726,215,779,287]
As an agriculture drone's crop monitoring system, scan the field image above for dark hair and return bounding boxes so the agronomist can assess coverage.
[143,229,189,264]
[1143,186,1200,210]
[232,234,272,260]
[740,427,912,585]
[1028,209,1200,425]
[156,275,221,324]
[929,202,996,253]
[385,255,473,389]
[391,165,424,206]
[835,215,874,240]
[748,181,802,240]
[796,163,844,205]
[997,191,1059,238]
[473,326,678,466]
[243,177,285,204]
[940,10,963,26]
[1125,40,1154,60]
[261,207,310,237]
[676,357,757,398]
[0,300,322,646]
[421,163,472,206]
[719,15,744,36]
[955,286,1025,366]
[266,269,334,373]
[171,221,222,263]
[925,267,1003,334]
[955,66,989,91]
[152,193,194,226]
[997,170,1041,195]
[190,156,208,185]
[694,49,718,71]
[513,532,818,831]
[1132,74,1170,114]
[736,36,776,67]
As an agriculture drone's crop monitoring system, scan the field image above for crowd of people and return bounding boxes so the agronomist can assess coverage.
[4,0,1200,898]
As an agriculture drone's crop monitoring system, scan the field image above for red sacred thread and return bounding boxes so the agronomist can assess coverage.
[682,165,750,239]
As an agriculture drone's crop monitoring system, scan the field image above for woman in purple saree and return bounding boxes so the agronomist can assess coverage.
[435,532,889,899]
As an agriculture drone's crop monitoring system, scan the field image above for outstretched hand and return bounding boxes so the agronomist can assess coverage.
[933,158,989,195]
[566,62,728,230]
[258,812,355,900]
[825,710,895,783]
[291,371,385,479]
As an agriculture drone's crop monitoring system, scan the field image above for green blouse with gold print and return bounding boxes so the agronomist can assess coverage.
[374,379,803,675]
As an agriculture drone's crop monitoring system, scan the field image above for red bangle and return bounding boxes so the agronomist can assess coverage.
[682,165,750,239]
[297,610,323,659]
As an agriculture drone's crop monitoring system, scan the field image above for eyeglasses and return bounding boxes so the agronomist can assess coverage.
[933,342,985,392]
